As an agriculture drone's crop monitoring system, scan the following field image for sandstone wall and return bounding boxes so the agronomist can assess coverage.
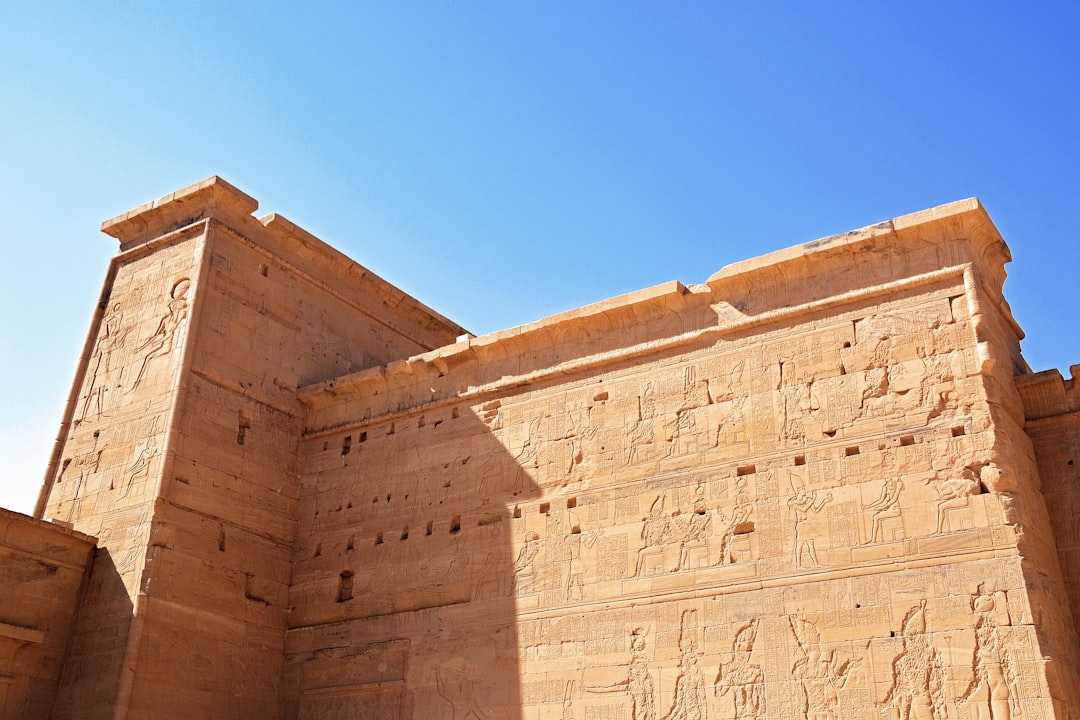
[1017,367,1080,641]
[0,509,94,719]
[293,200,1080,720]
[36,178,464,719]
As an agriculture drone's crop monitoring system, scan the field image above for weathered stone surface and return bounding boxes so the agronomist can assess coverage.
[0,509,95,719]
[8,178,1080,719]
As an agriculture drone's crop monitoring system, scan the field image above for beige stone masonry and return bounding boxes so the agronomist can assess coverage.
[18,179,1080,719]
[0,509,95,720]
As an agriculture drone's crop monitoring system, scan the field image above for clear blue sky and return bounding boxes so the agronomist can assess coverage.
[2,2,1078,514]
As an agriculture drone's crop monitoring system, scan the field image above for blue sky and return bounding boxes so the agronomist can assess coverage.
[2,3,1078,514]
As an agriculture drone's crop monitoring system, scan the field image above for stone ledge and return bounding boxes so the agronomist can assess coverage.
[101,176,259,251]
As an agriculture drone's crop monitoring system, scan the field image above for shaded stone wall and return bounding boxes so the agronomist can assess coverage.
[294,200,1080,719]
[1017,367,1080,643]
[0,509,94,719]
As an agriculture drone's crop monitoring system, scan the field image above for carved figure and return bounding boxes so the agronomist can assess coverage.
[558,409,597,481]
[929,468,979,534]
[131,278,191,390]
[121,424,159,498]
[662,651,708,720]
[788,485,833,569]
[516,416,545,467]
[59,436,107,520]
[714,620,765,720]
[510,531,541,595]
[547,508,602,601]
[436,664,489,720]
[714,397,747,448]
[716,478,753,565]
[789,616,861,720]
[635,495,670,576]
[587,629,656,720]
[958,589,1020,720]
[880,601,947,720]
[671,487,712,572]
[562,679,576,720]
[865,477,903,544]
[80,302,130,419]
[665,408,698,458]
[626,383,657,464]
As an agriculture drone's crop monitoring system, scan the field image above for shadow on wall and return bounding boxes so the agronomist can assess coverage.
[50,550,133,720]
[286,403,543,720]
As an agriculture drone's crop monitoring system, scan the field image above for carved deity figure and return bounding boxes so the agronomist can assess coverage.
[80,301,130,419]
[121,427,158,498]
[510,531,541,595]
[663,651,708,720]
[626,383,657,464]
[880,601,947,720]
[788,487,833,568]
[715,620,765,720]
[131,278,191,390]
[715,397,747,448]
[436,664,489,720]
[635,495,671,576]
[716,478,753,565]
[564,529,593,602]
[671,487,712,572]
[587,629,656,720]
[958,589,1020,720]
[557,409,597,481]
[665,408,698,457]
[789,617,861,720]
[515,416,544,468]
[865,477,903,544]
[562,679,577,720]
[929,468,980,535]
[59,435,107,520]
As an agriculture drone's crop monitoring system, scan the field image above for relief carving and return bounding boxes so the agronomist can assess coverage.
[511,531,541,595]
[864,477,904,544]
[79,301,131,420]
[635,495,670,577]
[714,620,765,720]
[788,480,833,569]
[587,629,657,720]
[662,610,707,720]
[715,478,753,566]
[556,409,597,482]
[880,601,947,720]
[633,486,714,576]
[929,467,980,535]
[131,277,191,390]
[436,663,489,720]
[789,617,861,720]
[516,416,545,468]
[670,485,712,572]
[626,383,657,465]
[120,419,160,498]
[958,588,1021,720]
[58,433,106,519]
[713,397,748,449]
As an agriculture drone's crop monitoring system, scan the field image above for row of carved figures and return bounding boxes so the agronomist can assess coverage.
[548,592,1017,720]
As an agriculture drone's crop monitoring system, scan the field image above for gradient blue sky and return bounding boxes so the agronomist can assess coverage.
[2,3,1078,514]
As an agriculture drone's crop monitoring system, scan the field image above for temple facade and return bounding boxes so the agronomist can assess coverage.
[4,177,1080,719]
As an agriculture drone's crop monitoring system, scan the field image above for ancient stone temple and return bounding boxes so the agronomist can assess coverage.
[3,176,1080,719]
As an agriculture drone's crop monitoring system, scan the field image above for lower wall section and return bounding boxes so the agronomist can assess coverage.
[285,553,1054,720]
[0,509,95,720]
[116,501,292,720]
